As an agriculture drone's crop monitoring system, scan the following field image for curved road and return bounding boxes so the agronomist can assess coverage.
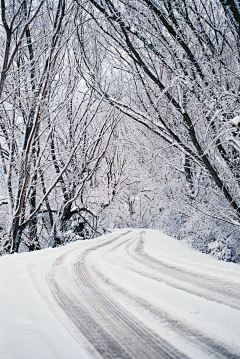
[46,229,240,359]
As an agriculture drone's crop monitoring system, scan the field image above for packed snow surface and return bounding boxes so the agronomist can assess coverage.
[0,229,240,359]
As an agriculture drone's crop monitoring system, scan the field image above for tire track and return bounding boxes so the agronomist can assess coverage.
[48,231,188,359]
[89,242,239,359]
[129,231,240,310]
[105,230,240,310]
[86,230,240,359]
[47,229,240,359]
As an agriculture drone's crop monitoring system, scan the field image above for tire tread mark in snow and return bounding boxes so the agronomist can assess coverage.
[74,250,188,359]
[48,233,133,359]
[130,231,240,310]
[89,249,240,359]
[48,232,188,359]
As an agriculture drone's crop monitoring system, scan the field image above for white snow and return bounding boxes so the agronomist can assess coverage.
[0,246,92,359]
[231,115,240,125]
[0,229,240,359]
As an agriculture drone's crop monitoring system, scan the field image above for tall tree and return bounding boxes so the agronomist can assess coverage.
[75,0,240,228]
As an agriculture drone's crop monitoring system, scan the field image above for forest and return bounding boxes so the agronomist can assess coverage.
[0,0,240,262]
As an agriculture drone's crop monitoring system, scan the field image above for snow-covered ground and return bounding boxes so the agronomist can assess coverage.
[0,229,240,359]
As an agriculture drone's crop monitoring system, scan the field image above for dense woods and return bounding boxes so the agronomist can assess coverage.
[0,0,240,262]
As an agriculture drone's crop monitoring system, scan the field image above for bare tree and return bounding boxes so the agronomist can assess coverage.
[74,0,240,229]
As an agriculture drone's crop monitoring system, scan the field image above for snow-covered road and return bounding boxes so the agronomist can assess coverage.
[1,229,240,358]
